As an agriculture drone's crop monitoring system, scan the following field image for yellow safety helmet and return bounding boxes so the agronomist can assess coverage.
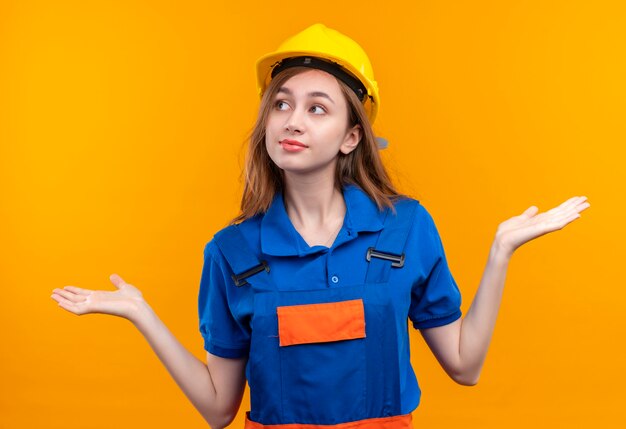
[256,24,381,125]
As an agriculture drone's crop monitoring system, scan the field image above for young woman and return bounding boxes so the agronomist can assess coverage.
[51,24,590,429]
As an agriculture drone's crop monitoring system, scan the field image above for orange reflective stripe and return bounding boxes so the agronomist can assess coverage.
[244,413,413,429]
[276,299,366,347]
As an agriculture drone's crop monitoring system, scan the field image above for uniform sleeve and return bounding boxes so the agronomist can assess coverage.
[409,206,462,330]
[198,241,251,358]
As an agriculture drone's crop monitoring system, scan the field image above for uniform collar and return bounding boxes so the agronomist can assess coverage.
[261,184,386,257]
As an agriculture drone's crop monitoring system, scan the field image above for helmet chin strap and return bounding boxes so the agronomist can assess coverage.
[376,137,389,150]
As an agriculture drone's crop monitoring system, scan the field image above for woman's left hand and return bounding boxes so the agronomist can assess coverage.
[494,196,590,258]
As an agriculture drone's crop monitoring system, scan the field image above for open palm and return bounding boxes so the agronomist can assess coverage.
[51,274,144,320]
[496,196,590,256]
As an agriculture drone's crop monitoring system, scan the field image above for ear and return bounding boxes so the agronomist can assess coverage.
[339,124,362,155]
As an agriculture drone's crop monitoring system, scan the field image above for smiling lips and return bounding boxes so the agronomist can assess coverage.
[280,139,308,152]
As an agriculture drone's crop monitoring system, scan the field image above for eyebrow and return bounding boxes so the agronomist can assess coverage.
[277,87,335,104]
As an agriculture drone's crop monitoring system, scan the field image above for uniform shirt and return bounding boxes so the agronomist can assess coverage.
[198,184,462,415]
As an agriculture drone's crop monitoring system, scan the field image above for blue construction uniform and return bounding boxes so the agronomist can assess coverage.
[198,184,462,427]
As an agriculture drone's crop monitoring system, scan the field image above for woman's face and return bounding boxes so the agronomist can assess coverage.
[265,69,361,178]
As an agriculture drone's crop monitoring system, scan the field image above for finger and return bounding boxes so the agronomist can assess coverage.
[521,206,539,218]
[560,196,587,211]
[52,294,87,315]
[109,273,126,289]
[558,199,589,217]
[574,200,591,213]
[543,208,584,230]
[549,203,581,221]
[548,196,579,213]
[52,289,87,303]
[552,212,582,230]
[548,196,586,215]
[63,286,92,296]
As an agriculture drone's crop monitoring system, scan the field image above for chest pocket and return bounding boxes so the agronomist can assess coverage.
[277,299,365,346]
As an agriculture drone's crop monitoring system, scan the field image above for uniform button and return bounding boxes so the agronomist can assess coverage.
[331,275,339,284]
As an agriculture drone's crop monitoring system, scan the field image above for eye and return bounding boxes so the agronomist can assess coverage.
[275,100,290,111]
[310,105,326,115]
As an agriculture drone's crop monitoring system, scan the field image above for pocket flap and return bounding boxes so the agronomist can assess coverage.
[277,299,366,347]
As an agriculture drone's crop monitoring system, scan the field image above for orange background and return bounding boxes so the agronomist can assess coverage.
[1,1,624,428]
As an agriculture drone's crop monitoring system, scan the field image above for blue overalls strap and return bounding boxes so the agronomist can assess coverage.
[213,225,272,289]
[365,199,419,284]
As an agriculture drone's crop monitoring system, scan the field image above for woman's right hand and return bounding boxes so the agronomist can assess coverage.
[52,273,247,427]
[51,274,146,322]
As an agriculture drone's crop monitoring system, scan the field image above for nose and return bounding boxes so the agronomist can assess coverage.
[284,108,305,134]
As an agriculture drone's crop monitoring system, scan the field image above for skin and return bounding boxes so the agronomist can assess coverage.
[265,70,361,246]
[51,69,590,427]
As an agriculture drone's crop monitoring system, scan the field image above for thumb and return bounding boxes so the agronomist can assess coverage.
[109,273,127,289]
[521,206,539,218]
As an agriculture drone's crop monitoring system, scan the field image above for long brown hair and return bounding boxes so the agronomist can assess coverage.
[232,67,400,224]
